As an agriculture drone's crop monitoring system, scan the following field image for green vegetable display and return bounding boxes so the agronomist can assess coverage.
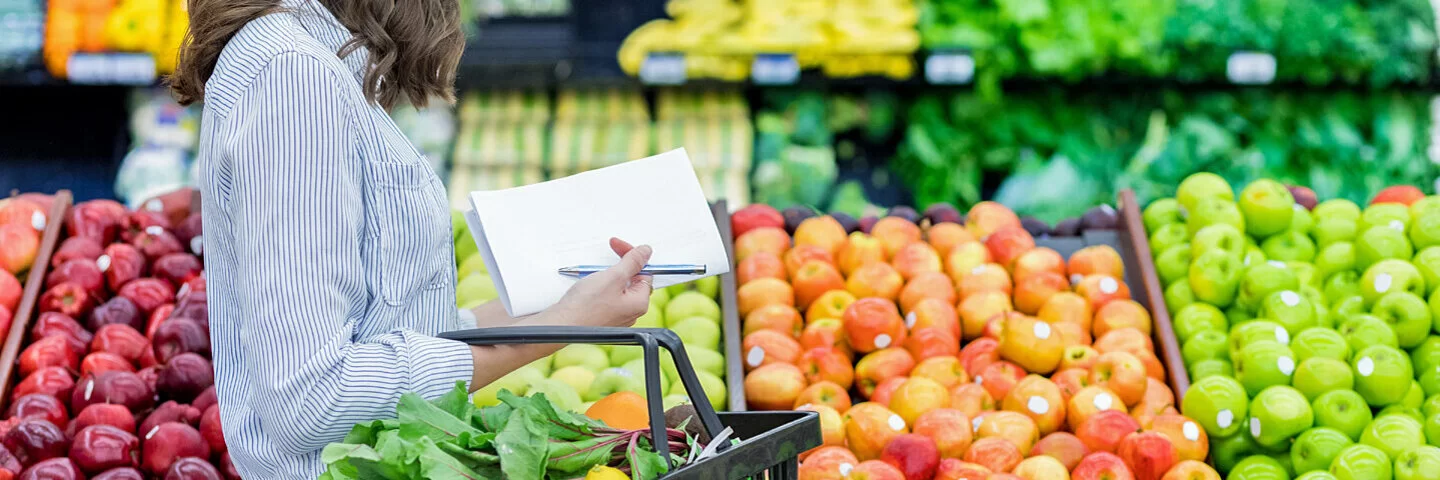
[319,383,703,480]
[751,90,899,211]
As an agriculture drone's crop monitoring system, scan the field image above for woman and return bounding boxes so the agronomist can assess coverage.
[169,0,655,477]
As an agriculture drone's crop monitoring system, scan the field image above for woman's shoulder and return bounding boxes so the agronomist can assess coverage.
[202,12,357,116]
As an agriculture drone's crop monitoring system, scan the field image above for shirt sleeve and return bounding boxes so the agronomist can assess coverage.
[223,51,474,456]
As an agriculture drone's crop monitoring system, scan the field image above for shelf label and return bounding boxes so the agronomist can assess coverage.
[751,53,799,85]
[1226,52,1276,85]
[639,52,686,86]
[925,51,975,85]
[67,53,156,85]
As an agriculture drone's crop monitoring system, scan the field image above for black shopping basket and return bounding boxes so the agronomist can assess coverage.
[439,326,822,479]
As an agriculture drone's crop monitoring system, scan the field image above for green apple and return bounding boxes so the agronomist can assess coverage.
[1230,320,1292,359]
[662,394,691,410]
[1361,259,1427,307]
[1425,394,1440,419]
[1212,431,1261,474]
[1430,291,1440,335]
[1379,406,1425,423]
[1372,291,1433,348]
[1250,385,1316,448]
[1143,198,1186,233]
[1315,217,1362,249]
[609,346,643,367]
[1296,471,1340,480]
[1166,279,1197,313]
[458,254,487,279]
[1394,445,1440,480]
[1178,172,1235,212]
[1236,341,1298,397]
[1293,357,1356,401]
[670,316,721,350]
[1174,303,1229,343]
[1193,224,1248,260]
[526,378,583,412]
[1263,230,1319,263]
[1292,204,1315,234]
[623,357,679,387]
[1426,413,1440,446]
[1353,345,1415,407]
[1189,198,1247,236]
[550,366,597,401]
[665,283,689,297]
[650,288,671,309]
[1409,211,1440,250]
[591,366,648,399]
[634,307,665,329]
[1293,427,1355,475]
[694,276,720,299]
[1316,199,1364,221]
[1229,306,1256,329]
[1360,414,1425,461]
[1340,315,1400,352]
[1411,197,1440,219]
[1262,290,1318,335]
[665,292,721,325]
[1272,453,1298,476]
[1156,244,1193,287]
[1292,327,1352,362]
[528,356,554,376]
[1184,329,1230,366]
[1363,203,1412,233]
[1329,444,1393,480]
[553,344,611,373]
[1238,262,1302,313]
[1316,242,1359,282]
[1245,247,1270,268]
[456,273,499,309]
[686,347,726,378]
[1191,359,1234,380]
[1184,375,1251,438]
[1229,455,1290,480]
[1151,223,1192,259]
[1358,226,1416,271]
[1303,287,1333,328]
[1326,274,1363,307]
[1414,338,1440,374]
[473,366,544,407]
[454,233,480,266]
[667,370,727,410]
[1314,390,1375,441]
[1404,382,1426,410]
[1414,248,1440,294]
[1290,262,1320,288]
[1192,249,1245,307]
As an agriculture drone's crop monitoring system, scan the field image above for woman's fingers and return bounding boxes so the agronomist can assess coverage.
[609,237,635,257]
[606,244,652,282]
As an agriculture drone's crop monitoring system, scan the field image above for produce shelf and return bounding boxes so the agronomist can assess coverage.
[713,200,746,412]
[0,190,72,409]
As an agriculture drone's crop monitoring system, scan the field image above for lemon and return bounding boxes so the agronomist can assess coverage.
[585,465,630,480]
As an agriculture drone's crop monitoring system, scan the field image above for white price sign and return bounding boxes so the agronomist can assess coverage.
[67,53,156,85]
[1226,52,1276,85]
[751,54,799,85]
[925,52,974,85]
[639,53,686,86]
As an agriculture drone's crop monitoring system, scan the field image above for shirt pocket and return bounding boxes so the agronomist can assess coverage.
[367,157,450,307]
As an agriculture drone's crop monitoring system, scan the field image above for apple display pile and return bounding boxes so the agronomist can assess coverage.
[471,278,729,414]
[0,194,61,347]
[1148,174,1440,479]
[731,202,1216,480]
[0,194,232,479]
[451,210,499,309]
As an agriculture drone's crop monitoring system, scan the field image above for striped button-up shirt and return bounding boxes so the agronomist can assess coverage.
[196,1,475,477]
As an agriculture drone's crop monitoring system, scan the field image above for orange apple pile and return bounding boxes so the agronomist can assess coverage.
[730,202,1218,480]
[0,194,58,346]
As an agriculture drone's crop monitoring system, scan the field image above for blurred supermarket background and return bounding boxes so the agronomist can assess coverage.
[2,0,1439,222]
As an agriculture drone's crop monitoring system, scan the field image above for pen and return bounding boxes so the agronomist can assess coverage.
[557,264,707,277]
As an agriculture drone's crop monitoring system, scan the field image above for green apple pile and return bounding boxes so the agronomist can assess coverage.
[1148,174,1440,479]
[470,277,731,414]
[454,210,500,308]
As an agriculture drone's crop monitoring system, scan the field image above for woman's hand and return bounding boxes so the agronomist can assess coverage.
[542,238,655,328]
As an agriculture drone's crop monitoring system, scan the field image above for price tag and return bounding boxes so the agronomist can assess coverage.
[639,52,686,86]
[67,53,156,85]
[925,51,974,85]
[751,53,799,85]
[1226,52,1276,85]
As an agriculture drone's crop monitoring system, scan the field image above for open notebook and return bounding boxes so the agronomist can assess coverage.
[463,148,730,317]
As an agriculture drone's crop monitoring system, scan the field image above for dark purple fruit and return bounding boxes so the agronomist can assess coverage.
[781,206,816,234]
[155,354,214,404]
[829,212,860,234]
[1080,205,1120,230]
[3,418,68,465]
[885,206,920,224]
[1019,217,1051,238]
[18,457,82,480]
[923,203,963,225]
[858,216,879,234]
[1052,218,1083,237]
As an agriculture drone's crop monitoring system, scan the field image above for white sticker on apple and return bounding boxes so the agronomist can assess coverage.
[1280,290,1300,307]
[1250,417,1261,437]
[1094,393,1114,411]
[1269,261,1286,269]
[192,235,204,255]
[30,212,45,232]
[1275,327,1290,345]
[839,463,854,477]
[905,311,917,329]
[1391,220,1405,232]
[1357,357,1375,376]
[1028,396,1049,415]
[1376,273,1393,294]
[84,379,94,401]
[146,425,160,440]
[887,414,906,431]
[96,255,111,273]
[972,417,983,432]
[1217,409,1233,429]
[874,334,892,349]
[975,375,983,385]
[1071,274,1084,285]
[145,199,164,213]
[1245,257,1252,266]
[145,225,164,236]
[1034,322,1052,340]
[746,347,765,368]
[1100,277,1119,294]
[971,265,986,276]
[1277,356,1295,375]
[1183,421,1200,441]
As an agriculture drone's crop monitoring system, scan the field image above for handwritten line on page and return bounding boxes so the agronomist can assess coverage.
[465,148,731,317]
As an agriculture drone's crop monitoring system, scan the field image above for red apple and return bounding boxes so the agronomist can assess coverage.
[117,278,174,316]
[1072,452,1135,480]
[0,270,20,313]
[45,259,105,298]
[880,433,941,480]
[1116,432,1177,480]
[39,282,97,320]
[140,423,208,475]
[50,237,103,269]
[66,200,127,244]
[120,211,170,244]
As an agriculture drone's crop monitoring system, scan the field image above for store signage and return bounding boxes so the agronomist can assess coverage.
[1226,52,1276,85]
[752,53,800,85]
[925,51,974,85]
[67,53,156,85]
[640,52,687,85]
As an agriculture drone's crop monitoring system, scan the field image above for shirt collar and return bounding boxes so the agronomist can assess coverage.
[280,0,369,84]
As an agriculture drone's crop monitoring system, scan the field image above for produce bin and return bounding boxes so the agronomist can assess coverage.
[0,191,72,408]
[712,200,747,412]
[438,326,822,479]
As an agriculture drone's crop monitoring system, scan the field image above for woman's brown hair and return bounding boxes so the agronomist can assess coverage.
[168,0,464,109]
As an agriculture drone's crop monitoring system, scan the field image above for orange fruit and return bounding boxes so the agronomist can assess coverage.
[586,392,650,430]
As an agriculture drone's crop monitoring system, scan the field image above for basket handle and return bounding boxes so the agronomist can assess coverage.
[437,326,728,468]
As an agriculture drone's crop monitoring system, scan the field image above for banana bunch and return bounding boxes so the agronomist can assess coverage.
[618,0,741,78]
